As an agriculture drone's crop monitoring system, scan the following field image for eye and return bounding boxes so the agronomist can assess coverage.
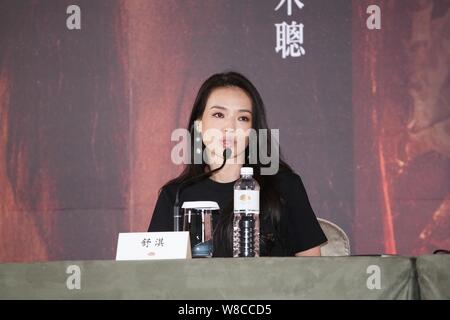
[212,112,225,118]
[238,116,251,122]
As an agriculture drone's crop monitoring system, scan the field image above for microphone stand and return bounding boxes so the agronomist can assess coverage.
[173,148,231,231]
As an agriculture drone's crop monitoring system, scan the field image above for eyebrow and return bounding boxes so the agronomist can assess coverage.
[210,105,252,114]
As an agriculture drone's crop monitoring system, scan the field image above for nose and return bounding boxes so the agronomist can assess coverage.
[223,127,235,140]
[223,119,236,134]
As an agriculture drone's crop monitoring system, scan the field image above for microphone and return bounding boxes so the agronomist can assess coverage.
[173,148,232,231]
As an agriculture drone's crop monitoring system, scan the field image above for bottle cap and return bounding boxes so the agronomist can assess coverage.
[240,167,253,176]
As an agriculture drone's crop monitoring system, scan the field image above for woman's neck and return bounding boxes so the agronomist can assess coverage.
[206,150,245,183]
[208,161,242,183]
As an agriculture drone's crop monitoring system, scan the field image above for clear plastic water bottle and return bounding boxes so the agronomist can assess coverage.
[233,167,260,257]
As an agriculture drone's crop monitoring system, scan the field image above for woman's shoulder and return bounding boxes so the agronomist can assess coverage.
[272,168,303,185]
[158,181,180,198]
[270,169,310,201]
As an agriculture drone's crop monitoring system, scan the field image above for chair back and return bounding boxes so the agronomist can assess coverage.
[318,218,350,256]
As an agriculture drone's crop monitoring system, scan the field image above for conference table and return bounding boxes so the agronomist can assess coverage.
[0,256,448,299]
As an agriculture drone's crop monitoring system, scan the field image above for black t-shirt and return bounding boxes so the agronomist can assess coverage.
[148,170,327,256]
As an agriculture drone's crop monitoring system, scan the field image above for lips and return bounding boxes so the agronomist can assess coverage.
[222,138,234,147]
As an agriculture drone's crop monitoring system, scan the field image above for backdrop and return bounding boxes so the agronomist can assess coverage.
[0,0,449,262]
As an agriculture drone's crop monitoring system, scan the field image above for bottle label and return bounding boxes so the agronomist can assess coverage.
[234,190,259,213]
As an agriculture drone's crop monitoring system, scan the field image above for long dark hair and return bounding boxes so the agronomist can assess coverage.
[165,71,293,256]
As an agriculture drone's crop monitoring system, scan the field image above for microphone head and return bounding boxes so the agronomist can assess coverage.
[223,148,232,159]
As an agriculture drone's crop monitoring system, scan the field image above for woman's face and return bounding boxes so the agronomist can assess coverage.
[197,86,253,163]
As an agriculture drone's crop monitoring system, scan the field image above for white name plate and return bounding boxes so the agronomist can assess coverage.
[115,232,191,261]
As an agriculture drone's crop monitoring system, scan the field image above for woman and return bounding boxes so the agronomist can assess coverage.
[148,71,327,257]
